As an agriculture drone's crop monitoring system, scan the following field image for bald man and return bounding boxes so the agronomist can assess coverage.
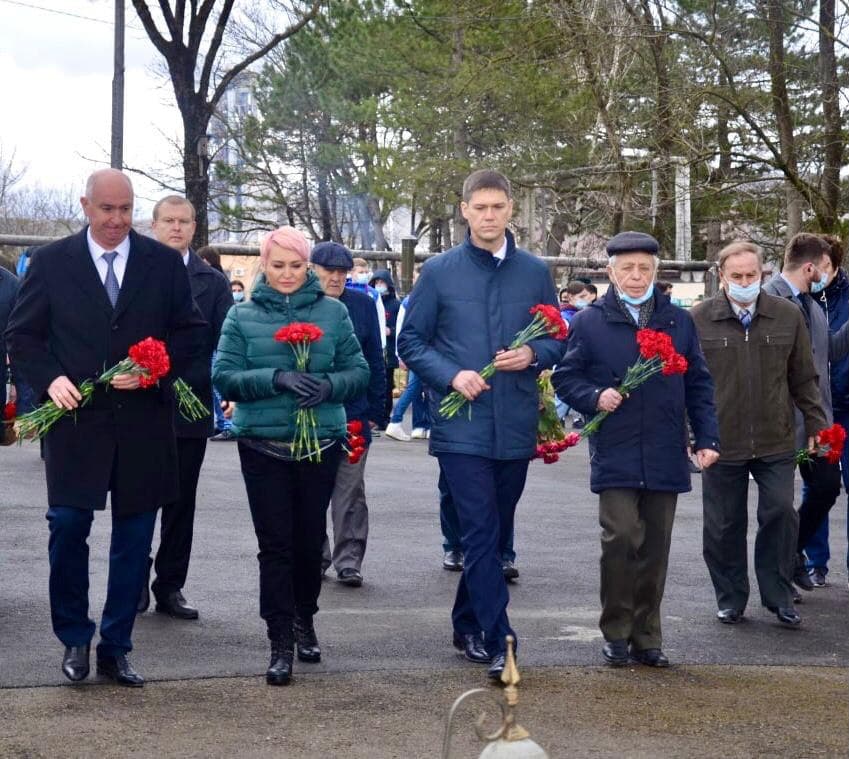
[6,169,205,686]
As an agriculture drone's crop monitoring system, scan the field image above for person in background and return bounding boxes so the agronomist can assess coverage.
[231,280,245,302]
[348,258,387,353]
[139,195,232,620]
[370,269,401,428]
[804,235,849,588]
[559,281,593,325]
[213,227,369,686]
[197,246,225,274]
[0,263,19,416]
[656,281,673,297]
[11,248,37,415]
[312,242,386,591]
[585,283,598,303]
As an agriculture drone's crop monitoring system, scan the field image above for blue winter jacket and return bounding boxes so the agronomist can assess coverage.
[552,286,720,493]
[817,268,849,413]
[397,230,565,460]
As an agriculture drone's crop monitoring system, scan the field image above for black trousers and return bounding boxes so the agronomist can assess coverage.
[383,365,395,426]
[798,457,841,552]
[238,442,341,640]
[152,437,207,598]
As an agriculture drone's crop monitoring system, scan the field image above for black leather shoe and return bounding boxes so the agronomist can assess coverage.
[155,590,199,620]
[630,647,670,668]
[442,550,464,571]
[602,639,629,667]
[452,631,490,664]
[62,644,90,682]
[267,638,294,685]
[137,557,152,613]
[502,560,519,581]
[809,568,828,587]
[96,654,144,687]
[793,555,814,591]
[487,653,507,682]
[716,608,744,624]
[792,587,803,604]
[337,568,363,587]
[766,606,802,626]
[294,616,321,663]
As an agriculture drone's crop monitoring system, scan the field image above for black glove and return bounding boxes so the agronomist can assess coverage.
[273,370,321,401]
[297,378,332,409]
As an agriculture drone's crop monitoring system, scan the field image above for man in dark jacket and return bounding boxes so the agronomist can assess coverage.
[554,231,720,668]
[692,240,827,629]
[398,169,564,681]
[5,169,206,686]
[762,233,849,595]
[313,242,386,590]
[140,195,233,620]
[370,268,400,427]
[0,264,19,412]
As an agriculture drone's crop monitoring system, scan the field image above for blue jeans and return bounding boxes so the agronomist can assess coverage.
[390,370,430,429]
[211,352,231,432]
[438,454,528,656]
[439,464,516,561]
[47,506,156,657]
[804,408,849,572]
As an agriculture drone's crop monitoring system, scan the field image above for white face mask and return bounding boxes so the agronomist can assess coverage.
[354,272,370,285]
[611,271,654,306]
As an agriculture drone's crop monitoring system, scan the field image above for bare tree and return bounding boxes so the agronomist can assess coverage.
[130,0,322,247]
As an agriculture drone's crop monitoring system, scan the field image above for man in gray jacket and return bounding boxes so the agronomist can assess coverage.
[691,241,827,628]
[763,232,849,595]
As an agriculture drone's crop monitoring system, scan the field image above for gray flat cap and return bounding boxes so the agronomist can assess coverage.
[606,231,660,256]
[310,241,353,269]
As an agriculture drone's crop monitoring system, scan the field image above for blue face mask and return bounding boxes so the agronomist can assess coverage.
[354,273,370,285]
[612,272,654,306]
[375,284,388,296]
[574,298,590,310]
[232,291,245,302]
[810,270,826,294]
[726,281,760,304]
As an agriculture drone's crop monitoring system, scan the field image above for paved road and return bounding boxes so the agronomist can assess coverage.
[1,432,846,688]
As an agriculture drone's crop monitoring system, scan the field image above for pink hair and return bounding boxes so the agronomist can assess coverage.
[260,226,310,264]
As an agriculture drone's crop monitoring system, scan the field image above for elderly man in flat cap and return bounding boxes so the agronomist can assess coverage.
[553,231,720,668]
[311,242,386,598]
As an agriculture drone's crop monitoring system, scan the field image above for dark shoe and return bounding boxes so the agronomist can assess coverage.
[716,608,744,624]
[337,568,363,587]
[792,587,803,604]
[452,631,490,664]
[502,560,519,581]
[137,556,152,613]
[96,654,144,687]
[630,647,670,668]
[210,429,235,441]
[487,653,507,682]
[155,591,199,620]
[766,606,802,626]
[687,459,701,474]
[602,639,629,667]
[442,550,464,571]
[267,638,294,685]
[294,616,321,663]
[572,418,584,430]
[793,555,814,591]
[62,644,90,682]
[809,567,828,588]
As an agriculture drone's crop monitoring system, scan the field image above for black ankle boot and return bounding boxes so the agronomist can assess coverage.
[266,638,294,685]
[294,616,321,663]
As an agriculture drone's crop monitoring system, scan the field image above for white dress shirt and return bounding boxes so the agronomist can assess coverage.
[493,237,507,263]
[87,228,130,287]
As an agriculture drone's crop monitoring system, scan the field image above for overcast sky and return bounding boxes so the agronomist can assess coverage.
[0,0,183,216]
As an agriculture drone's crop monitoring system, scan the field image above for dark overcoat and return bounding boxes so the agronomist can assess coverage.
[5,227,206,515]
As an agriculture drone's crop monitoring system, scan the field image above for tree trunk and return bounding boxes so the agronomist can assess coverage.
[819,0,842,232]
[316,168,332,241]
[366,195,389,251]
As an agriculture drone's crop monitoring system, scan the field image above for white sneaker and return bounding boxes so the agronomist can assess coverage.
[385,422,411,442]
[410,428,428,439]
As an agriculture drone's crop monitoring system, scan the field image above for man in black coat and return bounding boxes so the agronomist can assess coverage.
[139,195,233,620]
[0,264,19,412]
[370,268,400,426]
[5,170,205,686]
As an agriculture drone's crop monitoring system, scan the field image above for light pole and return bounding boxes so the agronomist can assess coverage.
[111,0,125,169]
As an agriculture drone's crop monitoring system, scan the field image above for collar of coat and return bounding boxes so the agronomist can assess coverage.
[251,270,325,311]
[462,228,517,267]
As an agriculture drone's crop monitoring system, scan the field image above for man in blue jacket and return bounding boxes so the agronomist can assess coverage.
[553,232,720,668]
[398,169,565,681]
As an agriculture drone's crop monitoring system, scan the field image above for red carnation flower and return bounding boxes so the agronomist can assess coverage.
[3,402,15,421]
[347,420,364,434]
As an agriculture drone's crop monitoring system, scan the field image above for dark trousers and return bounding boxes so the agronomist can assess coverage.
[238,442,341,640]
[437,454,528,657]
[797,456,841,553]
[598,489,677,649]
[438,463,516,561]
[702,452,797,610]
[151,437,207,598]
[383,365,396,426]
[47,505,156,657]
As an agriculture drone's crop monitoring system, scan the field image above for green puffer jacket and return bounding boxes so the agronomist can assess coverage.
[212,272,370,442]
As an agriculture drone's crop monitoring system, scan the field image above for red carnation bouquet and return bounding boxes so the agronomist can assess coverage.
[345,419,367,464]
[274,322,325,461]
[2,401,16,446]
[796,423,847,465]
[440,304,568,419]
[16,337,206,439]
[579,328,689,437]
[532,372,580,464]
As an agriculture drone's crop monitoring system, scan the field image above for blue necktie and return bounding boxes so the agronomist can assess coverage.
[739,309,751,329]
[102,251,120,307]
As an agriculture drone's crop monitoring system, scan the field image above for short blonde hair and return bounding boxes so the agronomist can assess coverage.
[352,257,368,268]
[718,240,763,271]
